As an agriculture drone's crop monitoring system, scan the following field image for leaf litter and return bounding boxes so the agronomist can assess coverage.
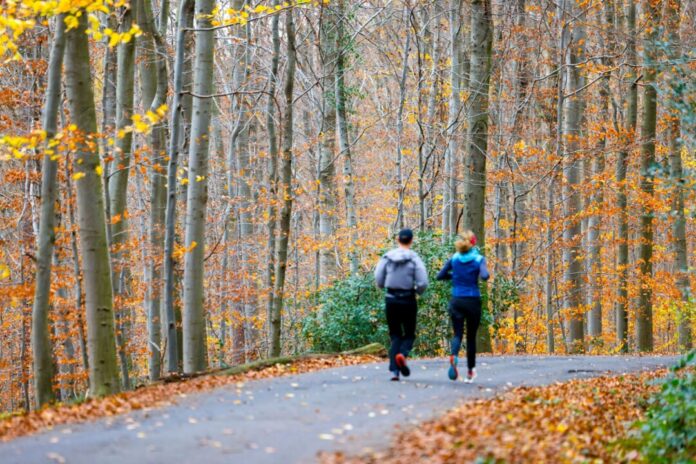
[321,369,666,464]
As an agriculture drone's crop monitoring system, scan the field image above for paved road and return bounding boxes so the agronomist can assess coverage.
[1,355,676,464]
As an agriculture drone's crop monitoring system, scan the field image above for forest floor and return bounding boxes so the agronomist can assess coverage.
[0,355,675,464]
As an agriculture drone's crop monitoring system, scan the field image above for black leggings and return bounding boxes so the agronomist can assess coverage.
[449,297,481,369]
[385,295,417,372]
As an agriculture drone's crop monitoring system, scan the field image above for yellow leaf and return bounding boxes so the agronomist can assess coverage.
[95,165,103,176]
[73,172,86,180]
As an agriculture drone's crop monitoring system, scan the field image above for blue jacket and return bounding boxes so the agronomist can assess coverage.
[436,248,490,298]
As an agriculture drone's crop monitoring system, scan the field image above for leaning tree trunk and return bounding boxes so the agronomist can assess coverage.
[465,0,493,353]
[665,0,692,351]
[318,3,338,284]
[636,0,661,352]
[109,0,137,391]
[182,0,215,373]
[32,15,67,408]
[270,7,297,358]
[162,0,194,374]
[64,12,120,397]
[335,0,359,275]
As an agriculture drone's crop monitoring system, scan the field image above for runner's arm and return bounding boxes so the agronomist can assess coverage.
[374,257,388,288]
[436,259,453,281]
[479,258,490,281]
[413,255,429,294]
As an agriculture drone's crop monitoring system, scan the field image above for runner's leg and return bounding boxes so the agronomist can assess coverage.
[399,296,417,358]
[450,300,465,356]
[464,298,482,370]
[385,297,403,373]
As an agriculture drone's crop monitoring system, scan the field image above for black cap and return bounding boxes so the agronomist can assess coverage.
[397,228,413,244]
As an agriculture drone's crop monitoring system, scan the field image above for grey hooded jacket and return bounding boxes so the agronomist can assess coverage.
[374,248,429,295]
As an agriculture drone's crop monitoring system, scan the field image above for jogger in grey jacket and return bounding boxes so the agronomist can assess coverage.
[374,229,428,381]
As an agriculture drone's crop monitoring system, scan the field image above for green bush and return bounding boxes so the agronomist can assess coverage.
[623,350,695,463]
[302,273,387,353]
[303,231,457,356]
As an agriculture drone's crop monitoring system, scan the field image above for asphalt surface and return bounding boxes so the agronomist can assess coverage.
[0,355,676,464]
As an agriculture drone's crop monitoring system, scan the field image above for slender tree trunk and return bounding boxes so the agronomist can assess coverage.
[465,0,493,352]
[615,1,636,352]
[264,0,282,345]
[270,7,296,357]
[318,3,338,283]
[31,15,66,408]
[64,12,120,397]
[546,175,556,353]
[443,0,461,237]
[138,0,169,381]
[182,0,215,373]
[394,21,410,231]
[665,0,692,350]
[109,0,138,391]
[230,1,257,358]
[587,3,613,340]
[65,167,89,372]
[162,0,194,374]
[335,0,359,275]
[561,0,585,353]
[636,0,661,352]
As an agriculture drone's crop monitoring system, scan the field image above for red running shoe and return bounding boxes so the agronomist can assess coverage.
[395,353,410,377]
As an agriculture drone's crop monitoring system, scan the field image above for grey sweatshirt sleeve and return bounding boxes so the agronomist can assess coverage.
[479,257,490,281]
[413,255,429,294]
[374,256,388,289]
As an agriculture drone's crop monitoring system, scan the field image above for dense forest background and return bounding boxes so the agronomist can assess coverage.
[0,0,693,413]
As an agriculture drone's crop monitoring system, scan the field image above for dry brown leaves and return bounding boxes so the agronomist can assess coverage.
[0,354,379,442]
[323,370,665,464]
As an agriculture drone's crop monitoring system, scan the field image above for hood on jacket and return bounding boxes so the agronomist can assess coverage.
[384,248,416,263]
[453,247,482,264]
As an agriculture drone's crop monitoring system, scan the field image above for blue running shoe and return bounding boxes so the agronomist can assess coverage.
[448,355,458,381]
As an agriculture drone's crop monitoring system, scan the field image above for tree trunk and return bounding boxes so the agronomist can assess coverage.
[394,20,410,231]
[270,7,297,358]
[65,167,89,372]
[665,0,692,351]
[230,1,257,359]
[182,0,215,373]
[335,0,359,275]
[587,3,613,341]
[443,0,462,237]
[32,15,66,408]
[636,0,661,352]
[264,0,282,348]
[615,1,636,353]
[64,12,120,397]
[318,3,338,283]
[162,0,194,374]
[561,0,585,354]
[138,0,169,381]
[465,0,493,353]
[109,0,138,391]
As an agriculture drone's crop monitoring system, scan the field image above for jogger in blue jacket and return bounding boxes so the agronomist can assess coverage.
[436,230,490,383]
